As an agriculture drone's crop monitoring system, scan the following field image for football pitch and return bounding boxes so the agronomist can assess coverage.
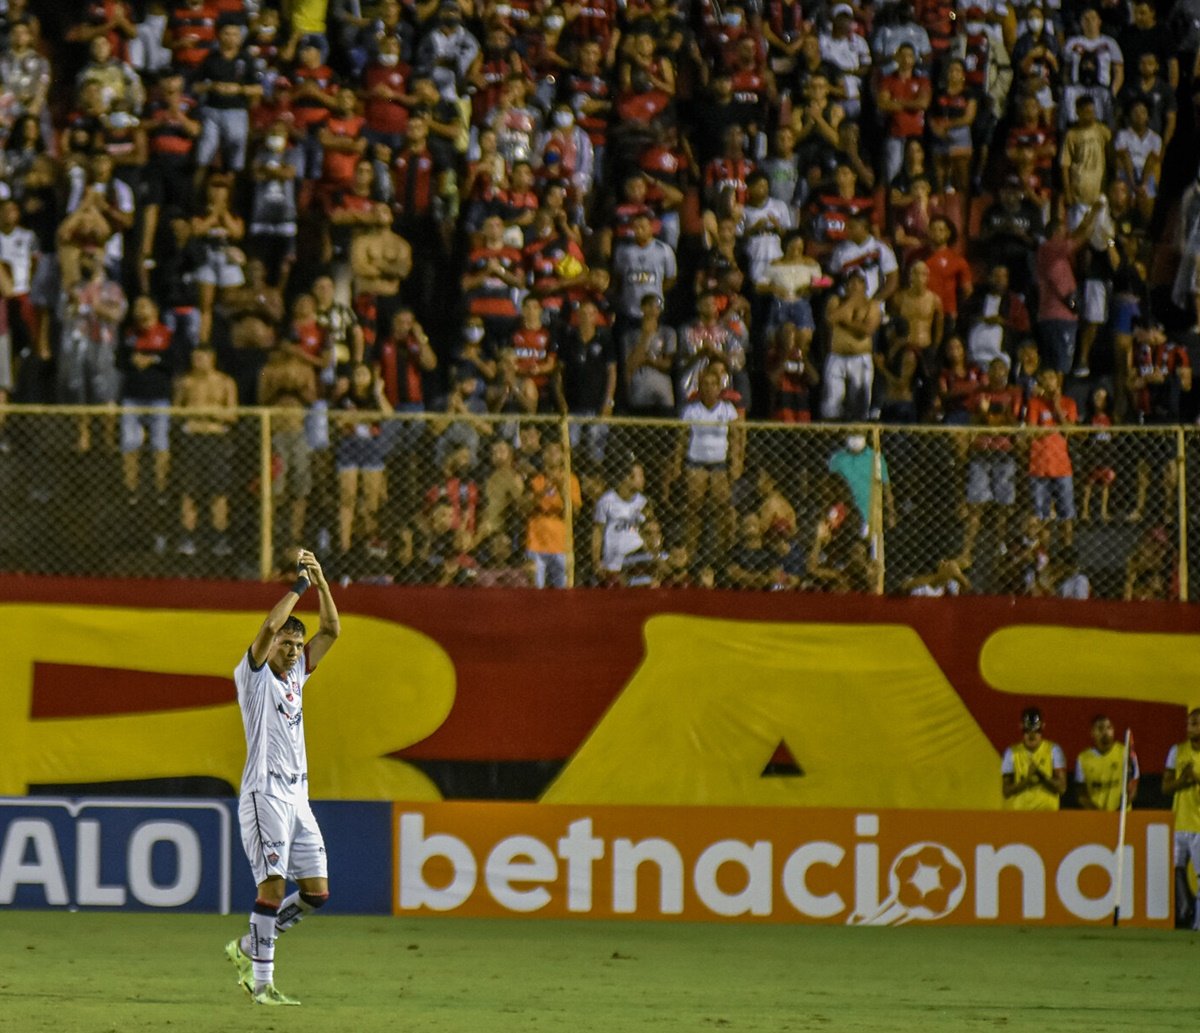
[0,913,1195,1032]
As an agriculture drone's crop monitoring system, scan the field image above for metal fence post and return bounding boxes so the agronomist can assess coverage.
[869,425,885,595]
[561,415,575,588]
[259,408,273,582]
[1178,428,1189,602]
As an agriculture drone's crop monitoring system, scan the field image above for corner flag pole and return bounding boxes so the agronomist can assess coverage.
[1112,728,1133,927]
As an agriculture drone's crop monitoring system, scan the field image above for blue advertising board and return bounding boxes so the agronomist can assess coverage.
[0,798,392,915]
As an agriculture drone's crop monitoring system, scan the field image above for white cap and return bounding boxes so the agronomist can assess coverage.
[832,3,854,18]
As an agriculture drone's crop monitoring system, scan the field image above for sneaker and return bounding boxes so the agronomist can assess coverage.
[177,536,197,557]
[224,939,253,995]
[212,535,233,557]
[252,984,301,1006]
[1072,366,1090,379]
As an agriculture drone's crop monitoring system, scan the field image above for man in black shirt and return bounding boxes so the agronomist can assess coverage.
[195,21,261,176]
[557,300,617,465]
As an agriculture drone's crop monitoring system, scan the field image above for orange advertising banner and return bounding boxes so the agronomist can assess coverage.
[393,803,1174,927]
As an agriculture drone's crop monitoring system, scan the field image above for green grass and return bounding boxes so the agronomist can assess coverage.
[0,913,1196,1032]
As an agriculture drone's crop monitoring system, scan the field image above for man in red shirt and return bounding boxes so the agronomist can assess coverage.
[961,356,1023,566]
[877,44,930,185]
[1034,203,1101,374]
[359,35,413,156]
[318,89,367,198]
[1025,368,1078,546]
[510,295,557,411]
[924,215,972,337]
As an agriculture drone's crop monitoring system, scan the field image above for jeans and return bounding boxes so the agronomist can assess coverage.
[529,550,567,588]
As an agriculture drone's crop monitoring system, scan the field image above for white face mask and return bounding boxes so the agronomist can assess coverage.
[267,134,287,151]
[258,25,277,37]
[966,20,985,33]
[723,11,743,26]
[1027,15,1044,32]
[553,110,573,128]
[845,434,867,453]
[379,52,399,66]
[496,3,512,15]
[545,14,564,30]
[465,325,485,342]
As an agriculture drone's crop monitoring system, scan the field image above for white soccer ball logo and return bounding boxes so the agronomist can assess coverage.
[849,841,967,926]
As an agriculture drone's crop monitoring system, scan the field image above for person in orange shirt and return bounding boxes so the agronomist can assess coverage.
[924,215,972,339]
[1025,368,1078,546]
[525,440,581,588]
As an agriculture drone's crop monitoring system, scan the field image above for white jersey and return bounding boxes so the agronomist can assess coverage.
[829,235,898,300]
[0,227,35,294]
[1114,127,1162,178]
[594,489,647,572]
[738,199,794,283]
[235,648,312,801]
[682,399,739,464]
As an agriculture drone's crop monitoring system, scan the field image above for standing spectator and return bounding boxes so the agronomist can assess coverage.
[350,203,412,334]
[610,212,677,333]
[876,43,931,185]
[1163,709,1200,930]
[962,264,1030,369]
[258,344,319,557]
[623,293,676,415]
[737,170,794,285]
[1075,714,1138,810]
[960,356,1022,566]
[1000,707,1067,811]
[928,58,976,194]
[332,362,393,561]
[194,20,260,182]
[248,120,305,290]
[313,273,364,379]
[677,290,749,405]
[525,440,581,588]
[1061,8,1123,128]
[592,460,649,585]
[191,175,245,346]
[828,214,900,303]
[829,432,896,535]
[923,216,972,341]
[58,248,125,452]
[0,198,37,357]
[891,261,943,371]
[510,295,557,412]
[1035,203,1101,373]
[118,296,179,506]
[672,367,744,569]
[174,347,238,558]
[557,300,616,463]
[140,73,202,287]
[1025,368,1078,546]
[822,271,882,421]
[819,3,872,120]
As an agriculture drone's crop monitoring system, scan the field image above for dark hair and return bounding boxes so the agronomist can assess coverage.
[281,615,307,637]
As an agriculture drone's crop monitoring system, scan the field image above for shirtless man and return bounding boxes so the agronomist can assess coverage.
[225,258,285,350]
[821,270,881,421]
[259,346,319,556]
[174,347,239,558]
[350,203,412,307]
[891,261,943,372]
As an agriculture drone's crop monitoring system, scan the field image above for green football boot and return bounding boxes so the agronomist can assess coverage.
[223,939,253,995]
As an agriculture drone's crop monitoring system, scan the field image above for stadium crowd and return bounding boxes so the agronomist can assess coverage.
[0,0,1198,593]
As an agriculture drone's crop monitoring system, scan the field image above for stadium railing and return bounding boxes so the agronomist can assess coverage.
[0,404,1191,600]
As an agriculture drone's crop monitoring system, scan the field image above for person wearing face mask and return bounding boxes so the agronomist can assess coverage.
[361,35,415,158]
[248,120,304,289]
[1011,6,1061,112]
[538,105,595,201]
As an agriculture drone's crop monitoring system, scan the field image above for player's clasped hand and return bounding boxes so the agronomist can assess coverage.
[296,549,327,587]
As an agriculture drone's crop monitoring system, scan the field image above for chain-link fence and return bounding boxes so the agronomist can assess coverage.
[0,405,1193,600]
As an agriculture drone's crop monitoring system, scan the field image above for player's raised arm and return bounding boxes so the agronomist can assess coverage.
[301,552,340,669]
[249,549,324,668]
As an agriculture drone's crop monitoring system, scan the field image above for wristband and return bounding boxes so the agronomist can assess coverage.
[291,576,311,596]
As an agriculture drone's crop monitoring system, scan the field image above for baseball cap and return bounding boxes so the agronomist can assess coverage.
[1021,707,1044,732]
[832,2,854,17]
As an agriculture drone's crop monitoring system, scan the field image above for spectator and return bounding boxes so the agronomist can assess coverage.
[821,270,881,421]
[592,460,649,585]
[118,296,179,506]
[829,431,896,534]
[623,293,676,415]
[194,20,260,182]
[258,343,319,556]
[525,440,581,588]
[173,346,237,558]
[960,356,1021,567]
[1025,368,1078,547]
[191,175,245,346]
[557,299,617,464]
[672,367,744,567]
[333,362,393,560]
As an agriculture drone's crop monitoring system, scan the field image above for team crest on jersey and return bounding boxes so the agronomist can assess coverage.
[267,852,280,864]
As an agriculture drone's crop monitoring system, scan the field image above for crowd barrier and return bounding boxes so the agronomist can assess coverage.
[0,797,1173,927]
[0,406,1197,600]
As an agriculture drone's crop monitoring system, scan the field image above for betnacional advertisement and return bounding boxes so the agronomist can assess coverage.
[394,804,1173,928]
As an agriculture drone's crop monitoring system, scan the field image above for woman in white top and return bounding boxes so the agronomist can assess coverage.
[673,366,744,569]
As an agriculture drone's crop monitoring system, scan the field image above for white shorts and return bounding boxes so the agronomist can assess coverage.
[1175,830,1200,870]
[239,791,327,886]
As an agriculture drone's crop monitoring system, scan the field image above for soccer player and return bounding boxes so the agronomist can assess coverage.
[1162,708,1200,929]
[1075,714,1138,810]
[1000,707,1067,811]
[224,549,340,1005]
